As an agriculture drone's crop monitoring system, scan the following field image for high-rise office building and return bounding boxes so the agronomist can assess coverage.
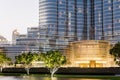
[39,0,120,45]
[39,0,87,51]
[93,0,120,43]
[39,0,86,41]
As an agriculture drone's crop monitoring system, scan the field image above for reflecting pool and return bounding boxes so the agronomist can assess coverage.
[0,76,111,80]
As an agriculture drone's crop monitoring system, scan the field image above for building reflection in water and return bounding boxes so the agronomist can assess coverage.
[22,76,107,80]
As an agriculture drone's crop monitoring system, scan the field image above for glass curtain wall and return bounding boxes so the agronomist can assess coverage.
[39,0,120,51]
[113,0,120,43]
[94,0,120,43]
[39,0,85,51]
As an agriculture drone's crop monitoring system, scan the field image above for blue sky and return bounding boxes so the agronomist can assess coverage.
[0,0,39,41]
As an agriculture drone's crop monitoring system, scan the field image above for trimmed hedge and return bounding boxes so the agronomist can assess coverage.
[2,67,120,75]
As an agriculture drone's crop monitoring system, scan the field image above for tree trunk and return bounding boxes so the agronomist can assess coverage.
[25,66,30,75]
[50,67,58,78]
[0,66,3,72]
[26,68,30,75]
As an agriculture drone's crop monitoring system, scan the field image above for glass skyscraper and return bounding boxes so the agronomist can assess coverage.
[91,0,120,43]
[39,0,88,41]
[39,0,87,51]
[39,0,120,45]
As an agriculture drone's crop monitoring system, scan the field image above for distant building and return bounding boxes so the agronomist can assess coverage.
[0,33,39,60]
[12,29,20,44]
[5,45,39,60]
[0,35,9,55]
[0,47,5,53]
[64,40,116,67]
[0,35,8,45]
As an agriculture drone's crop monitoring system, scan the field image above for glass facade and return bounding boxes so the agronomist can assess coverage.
[39,0,120,46]
[64,40,115,67]
[39,0,87,51]
[94,0,120,43]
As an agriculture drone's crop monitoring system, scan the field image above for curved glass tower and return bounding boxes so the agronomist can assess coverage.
[38,0,120,51]
[39,0,86,51]
[39,0,86,40]
[94,0,120,43]
[39,0,57,35]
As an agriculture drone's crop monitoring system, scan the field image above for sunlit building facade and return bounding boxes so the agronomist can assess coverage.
[64,40,116,67]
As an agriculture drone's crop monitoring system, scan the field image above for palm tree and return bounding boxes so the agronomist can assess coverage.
[40,50,66,78]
